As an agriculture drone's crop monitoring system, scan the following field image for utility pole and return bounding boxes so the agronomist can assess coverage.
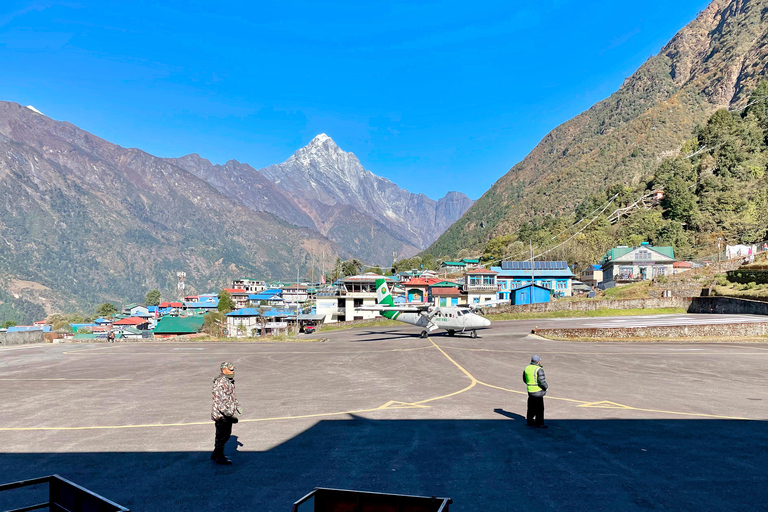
[717,237,722,263]
[530,241,535,286]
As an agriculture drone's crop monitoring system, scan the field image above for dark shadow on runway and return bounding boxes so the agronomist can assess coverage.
[1,417,766,512]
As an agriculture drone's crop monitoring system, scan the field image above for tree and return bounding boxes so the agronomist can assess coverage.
[1,320,16,329]
[457,249,471,260]
[145,289,161,306]
[217,290,236,313]
[662,177,698,224]
[364,265,383,275]
[96,302,118,318]
[203,312,225,337]
[341,259,363,277]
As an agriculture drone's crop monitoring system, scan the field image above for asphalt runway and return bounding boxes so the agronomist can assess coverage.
[1,315,767,511]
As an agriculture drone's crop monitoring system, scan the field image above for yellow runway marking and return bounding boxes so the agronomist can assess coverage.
[2,336,755,431]
[432,340,754,420]
[411,337,477,405]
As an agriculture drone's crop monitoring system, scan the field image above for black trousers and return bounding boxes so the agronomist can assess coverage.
[212,418,233,459]
[527,395,545,426]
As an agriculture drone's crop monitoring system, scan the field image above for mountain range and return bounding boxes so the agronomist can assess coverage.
[170,134,472,264]
[0,103,470,321]
[428,0,768,257]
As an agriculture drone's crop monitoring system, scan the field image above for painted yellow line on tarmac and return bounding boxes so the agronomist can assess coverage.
[432,340,755,420]
[0,400,430,431]
[411,337,477,405]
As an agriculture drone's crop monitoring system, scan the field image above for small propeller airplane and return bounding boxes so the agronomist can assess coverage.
[356,278,499,338]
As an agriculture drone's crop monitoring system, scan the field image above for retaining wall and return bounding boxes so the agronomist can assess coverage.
[493,297,692,315]
[688,296,768,315]
[0,331,46,346]
[534,322,768,340]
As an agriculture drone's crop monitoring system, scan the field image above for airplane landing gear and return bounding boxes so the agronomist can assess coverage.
[470,330,478,339]
[420,330,428,339]
[447,330,455,337]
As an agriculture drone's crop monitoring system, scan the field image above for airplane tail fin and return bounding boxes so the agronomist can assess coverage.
[375,278,398,320]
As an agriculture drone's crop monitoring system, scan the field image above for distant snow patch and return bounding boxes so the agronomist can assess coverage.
[26,105,44,115]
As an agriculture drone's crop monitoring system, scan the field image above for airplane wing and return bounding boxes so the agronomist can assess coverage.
[356,304,432,313]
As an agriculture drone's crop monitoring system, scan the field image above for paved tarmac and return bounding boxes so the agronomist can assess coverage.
[1,315,767,511]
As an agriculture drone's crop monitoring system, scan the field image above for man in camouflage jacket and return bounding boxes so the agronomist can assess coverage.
[211,361,241,465]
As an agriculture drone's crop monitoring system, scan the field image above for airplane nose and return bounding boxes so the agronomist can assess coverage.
[483,318,491,327]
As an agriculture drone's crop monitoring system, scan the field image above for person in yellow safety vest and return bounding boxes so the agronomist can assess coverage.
[523,355,548,428]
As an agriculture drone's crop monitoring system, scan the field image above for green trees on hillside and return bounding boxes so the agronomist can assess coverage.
[144,289,161,306]
[472,81,768,270]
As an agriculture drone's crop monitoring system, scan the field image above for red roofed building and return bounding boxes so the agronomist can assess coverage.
[431,287,464,307]
[402,277,442,303]
[112,316,150,330]
[159,302,183,308]
[223,289,249,309]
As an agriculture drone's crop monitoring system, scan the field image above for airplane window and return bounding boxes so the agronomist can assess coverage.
[457,311,463,317]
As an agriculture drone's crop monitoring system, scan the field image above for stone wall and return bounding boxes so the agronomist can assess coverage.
[534,322,768,340]
[492,297,692,315]
[0,331,46,346]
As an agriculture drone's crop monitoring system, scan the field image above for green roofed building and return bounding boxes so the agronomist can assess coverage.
[600,244,675,288]
[154,316,205,338]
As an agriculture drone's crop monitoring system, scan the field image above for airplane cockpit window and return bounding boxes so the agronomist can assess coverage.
[457,311,463,317]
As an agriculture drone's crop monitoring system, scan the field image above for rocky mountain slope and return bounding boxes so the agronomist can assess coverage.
[428,0,768,257]
[260,134,473,250]
[172,134,473,264]
[0,102,342,319]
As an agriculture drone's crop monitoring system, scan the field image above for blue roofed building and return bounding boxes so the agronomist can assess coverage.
[510,284,552,305]
[248,288,284,306]
[492,261,575,300]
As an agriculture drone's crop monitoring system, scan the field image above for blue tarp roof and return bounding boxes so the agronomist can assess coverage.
[226,308,261,316]
[185,301,218,308]
[70,323,98,331]
[94,317,111,324]
[7,325,51,332]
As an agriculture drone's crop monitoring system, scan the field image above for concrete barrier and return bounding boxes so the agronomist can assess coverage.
[493,297,692,315]
[0,331,46,346]
[689,296,768,315]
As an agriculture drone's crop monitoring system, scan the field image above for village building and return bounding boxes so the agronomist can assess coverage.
[223,288,250,309]
[672,261,694,275]
[431,286,463,307]
[153,316,205,339]
[600,244,676,286]
[249,288,284,306]
[225,308,261,337]
[580,265,603,288]
[492,261,574,299]
[112,316,152,331]
[315,273,393,323]
[232,278,267,294]
[281,284,309,305]
[464,268,499,305]
[403,277,442,303]
[600,244,676,288]
[510,283,552,305]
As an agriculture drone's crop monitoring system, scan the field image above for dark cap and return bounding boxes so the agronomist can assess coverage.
[531,355,541,363]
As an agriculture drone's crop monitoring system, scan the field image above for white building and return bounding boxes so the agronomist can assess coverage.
[601,244,676,288]
[315,274,393,323]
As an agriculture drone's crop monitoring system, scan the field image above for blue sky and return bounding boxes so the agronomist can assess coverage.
[1,0,711,199]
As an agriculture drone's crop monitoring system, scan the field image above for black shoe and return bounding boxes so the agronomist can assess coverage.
[215,456,232,465]
[210,452,217,460]
[536,425,548,429]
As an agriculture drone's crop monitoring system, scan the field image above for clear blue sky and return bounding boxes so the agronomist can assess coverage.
[1,0,711,200]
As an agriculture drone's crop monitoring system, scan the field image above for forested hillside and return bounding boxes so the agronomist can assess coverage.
[428,0,768,258]
[475,82,768,271]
